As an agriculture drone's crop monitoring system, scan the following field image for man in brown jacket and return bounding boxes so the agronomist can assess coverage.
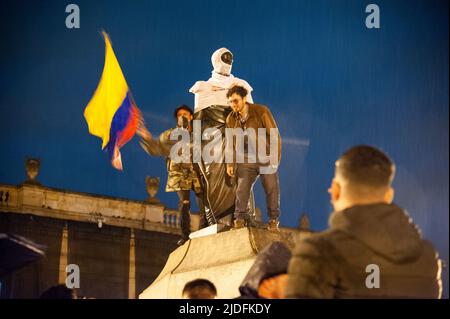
[225,85,281,231]
[285,145,442,298]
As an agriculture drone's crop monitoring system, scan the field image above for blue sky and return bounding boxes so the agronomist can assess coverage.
[0,0,448,295]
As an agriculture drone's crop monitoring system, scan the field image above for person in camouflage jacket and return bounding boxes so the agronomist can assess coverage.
[137,105,205,246]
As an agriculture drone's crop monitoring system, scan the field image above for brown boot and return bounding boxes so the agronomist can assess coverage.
[267,218,280,232]
[233,218,246,229]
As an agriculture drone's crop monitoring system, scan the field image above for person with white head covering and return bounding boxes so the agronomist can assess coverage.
[189,48,257,226]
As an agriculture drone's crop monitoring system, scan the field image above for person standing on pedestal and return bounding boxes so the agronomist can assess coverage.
[137,105,205,246]
[225,85,282,232]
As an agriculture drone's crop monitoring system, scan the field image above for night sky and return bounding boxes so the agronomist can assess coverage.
[0,0,448,296]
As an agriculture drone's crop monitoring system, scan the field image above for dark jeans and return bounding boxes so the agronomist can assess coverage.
[234,163,280,221]
[177,189,206,240]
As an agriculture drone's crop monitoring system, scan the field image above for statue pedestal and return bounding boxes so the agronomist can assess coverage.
[188,223,228,239]
[139,227,306,299]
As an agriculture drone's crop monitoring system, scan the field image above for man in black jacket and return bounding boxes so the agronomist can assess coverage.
[286,145,442,298]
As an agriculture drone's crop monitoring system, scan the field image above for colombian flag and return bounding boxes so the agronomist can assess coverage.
[84,31,141,170]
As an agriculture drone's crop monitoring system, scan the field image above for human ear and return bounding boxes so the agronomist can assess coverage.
[329,179,340,203]
[384,187,394,203]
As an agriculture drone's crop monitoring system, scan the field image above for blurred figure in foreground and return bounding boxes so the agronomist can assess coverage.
[239,241,291,299]
[182,279,217,299]
[286,145,442,298]
[40,284,77,299]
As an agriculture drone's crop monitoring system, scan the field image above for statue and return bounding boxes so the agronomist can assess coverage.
[25,158,41,185]
[189,48,256,225]
[298,214,310,231]
[146,176,161,204]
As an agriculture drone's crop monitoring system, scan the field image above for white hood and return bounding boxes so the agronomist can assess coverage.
[211,47,232,76]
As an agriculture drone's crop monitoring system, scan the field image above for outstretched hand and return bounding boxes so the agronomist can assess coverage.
[136,118,152,140]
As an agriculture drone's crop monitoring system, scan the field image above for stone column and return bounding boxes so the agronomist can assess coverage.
[128,228,136,299]
[58,223,69,284]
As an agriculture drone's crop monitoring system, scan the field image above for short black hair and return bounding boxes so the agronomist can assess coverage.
[182,279,217,299]
[173,104,193,119]
[40,284,77,299]
[226,85,248,99]
[336,145,395,188]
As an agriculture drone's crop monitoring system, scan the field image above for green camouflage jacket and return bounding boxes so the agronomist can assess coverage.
[139,128,202,193]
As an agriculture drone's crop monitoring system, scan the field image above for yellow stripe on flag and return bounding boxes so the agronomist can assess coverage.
[84,31,129,149]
